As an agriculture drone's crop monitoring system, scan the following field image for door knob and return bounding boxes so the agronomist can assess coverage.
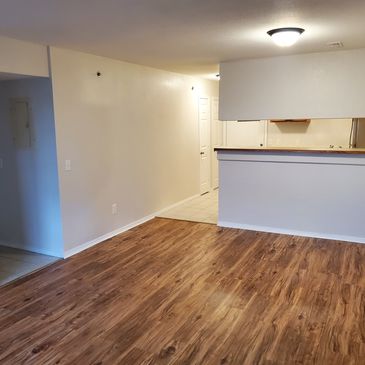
[200,152,204,155]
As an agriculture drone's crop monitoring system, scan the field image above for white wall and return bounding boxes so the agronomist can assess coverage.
[220,48,365,121]
[0,78,63,257]
[225,119,352,149]
[49,47,218,254]
[0,36,49,77]
[225,120,266,147]
[267,119,352,148]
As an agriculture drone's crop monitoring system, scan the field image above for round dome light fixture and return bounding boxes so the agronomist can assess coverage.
[267,27,305,47]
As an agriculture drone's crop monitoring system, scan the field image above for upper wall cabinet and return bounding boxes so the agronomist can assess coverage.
[219,49,365,121]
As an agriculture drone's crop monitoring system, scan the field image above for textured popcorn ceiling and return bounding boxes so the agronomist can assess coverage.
[0,0,365,77]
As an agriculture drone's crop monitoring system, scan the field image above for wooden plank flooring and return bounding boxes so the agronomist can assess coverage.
[1,217,365,364]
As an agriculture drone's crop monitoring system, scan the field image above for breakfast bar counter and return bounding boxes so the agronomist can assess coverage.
[215,147,365,243]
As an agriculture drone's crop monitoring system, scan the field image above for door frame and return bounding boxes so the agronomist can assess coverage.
[210,96,223,190]
[198,96,211,195]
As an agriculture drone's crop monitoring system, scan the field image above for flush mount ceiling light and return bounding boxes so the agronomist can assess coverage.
[267,27,305,47]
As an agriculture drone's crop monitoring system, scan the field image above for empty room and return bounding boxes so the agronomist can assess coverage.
[1,1,365,364]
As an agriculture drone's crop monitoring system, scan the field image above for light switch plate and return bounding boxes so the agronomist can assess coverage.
[65,160,71,171]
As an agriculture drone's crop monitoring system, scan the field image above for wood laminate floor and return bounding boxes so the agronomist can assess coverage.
[1,218,365,364]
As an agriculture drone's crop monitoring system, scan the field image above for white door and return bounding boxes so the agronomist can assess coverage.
[211,97,223,189]
[199,97,210,195]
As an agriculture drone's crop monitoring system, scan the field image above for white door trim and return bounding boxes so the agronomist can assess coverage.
[199,96,211,195]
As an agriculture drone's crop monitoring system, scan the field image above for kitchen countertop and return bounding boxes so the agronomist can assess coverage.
[214,147,365,154]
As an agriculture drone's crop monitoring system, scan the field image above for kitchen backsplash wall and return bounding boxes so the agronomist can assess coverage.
[224,119,364,149]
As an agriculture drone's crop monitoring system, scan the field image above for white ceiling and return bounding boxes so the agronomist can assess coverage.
[1,0,365,77]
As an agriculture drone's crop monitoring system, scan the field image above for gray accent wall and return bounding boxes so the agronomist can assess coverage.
[220,48,365,121]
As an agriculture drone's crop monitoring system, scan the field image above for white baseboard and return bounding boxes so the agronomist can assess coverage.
[63,215,154,258]
[64,193,200,259]
[0,240,63,258]
[155,194,200,216]
[218,221,365,245]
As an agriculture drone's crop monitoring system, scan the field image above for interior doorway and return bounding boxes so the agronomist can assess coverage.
[199,96,224,194]
[0,74,62,286]
[159,95,222,225]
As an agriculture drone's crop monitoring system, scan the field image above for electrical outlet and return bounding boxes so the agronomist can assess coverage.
[112,203,118,215]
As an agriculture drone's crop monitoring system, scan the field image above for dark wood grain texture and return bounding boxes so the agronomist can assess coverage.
[1,218,365,364]
[270,119,310,123]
